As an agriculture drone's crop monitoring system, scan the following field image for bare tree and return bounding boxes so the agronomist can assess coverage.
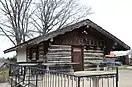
[0,0,34,45]
[32,0,92,35]
[0,0,91,45]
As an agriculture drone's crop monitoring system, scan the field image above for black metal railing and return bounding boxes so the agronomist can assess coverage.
[9,62,119,87]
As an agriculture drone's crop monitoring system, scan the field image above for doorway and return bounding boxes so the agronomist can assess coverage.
[71,45,84,71]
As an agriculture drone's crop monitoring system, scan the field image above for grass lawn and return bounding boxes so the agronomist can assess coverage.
[118,65,128,70]
[113,65,132,70]
[111,65,132,70]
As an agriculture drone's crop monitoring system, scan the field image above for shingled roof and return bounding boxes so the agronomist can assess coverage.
[4,19,130,53]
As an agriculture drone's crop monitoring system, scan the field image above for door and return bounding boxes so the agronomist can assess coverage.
[72,46,84,71]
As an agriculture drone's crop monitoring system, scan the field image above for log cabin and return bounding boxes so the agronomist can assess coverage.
[4,19,130,72]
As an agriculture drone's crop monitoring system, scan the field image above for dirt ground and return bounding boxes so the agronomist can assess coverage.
[119,70,132,87]
[0,82,10,87]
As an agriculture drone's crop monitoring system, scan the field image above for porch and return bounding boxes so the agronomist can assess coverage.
[9,62,119,87]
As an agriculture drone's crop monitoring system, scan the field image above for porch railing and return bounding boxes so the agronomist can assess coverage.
[9,62,119,87]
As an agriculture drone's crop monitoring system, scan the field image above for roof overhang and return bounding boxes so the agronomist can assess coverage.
[4,19,130,53]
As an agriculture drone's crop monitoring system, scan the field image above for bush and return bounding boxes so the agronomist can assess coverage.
[7,56,17,63]
[0,69,9,83]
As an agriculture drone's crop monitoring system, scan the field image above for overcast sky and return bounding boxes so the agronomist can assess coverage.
[0,0,132,58]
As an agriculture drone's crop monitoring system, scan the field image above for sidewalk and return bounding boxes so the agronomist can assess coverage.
[126,66,132,69]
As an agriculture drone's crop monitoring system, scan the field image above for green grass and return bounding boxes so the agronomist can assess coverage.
[118,65,128,70]
[112,65,132,70]
[112,65,128,70]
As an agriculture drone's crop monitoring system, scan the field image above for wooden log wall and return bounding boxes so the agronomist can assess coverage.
[26,46,38,61]
[26,41,49,62]
[38,43,46,61]
[46,45,72,72]
[46,45,71,62]
[83,46,104,71]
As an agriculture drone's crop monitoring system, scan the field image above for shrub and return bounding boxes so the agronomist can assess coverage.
[0,69,9,83]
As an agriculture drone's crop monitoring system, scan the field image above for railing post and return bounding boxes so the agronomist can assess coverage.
[10,77,13,87]
[36,71,38,87]
[116,67,119,87]
[15,75,17,87]
[9,64,11,76]
[23,66,26,84]
[28,66,31,85]
[78,77,80,87]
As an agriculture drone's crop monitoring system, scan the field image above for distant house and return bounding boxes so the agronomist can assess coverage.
[4,19,130,71]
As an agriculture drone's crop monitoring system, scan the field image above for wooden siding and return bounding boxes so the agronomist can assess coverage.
[46,45,72,72]
[46,45,71,63]
[83,46,104,71]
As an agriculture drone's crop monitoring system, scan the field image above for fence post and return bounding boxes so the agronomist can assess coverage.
[78,77,80,87]
[116,67,119,87]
